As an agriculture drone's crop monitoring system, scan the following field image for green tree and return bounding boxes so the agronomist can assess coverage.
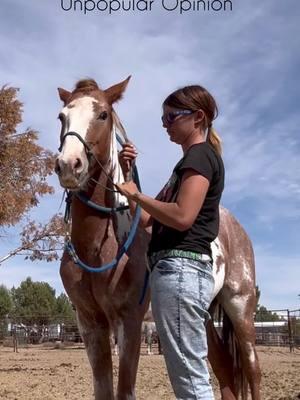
[254,286,281,321]
[255,305,281,322]
[255,285,261,313]
[0,284,12,319]
[56,293,76,323]
[11,277,57,326]
[0,285,12,339]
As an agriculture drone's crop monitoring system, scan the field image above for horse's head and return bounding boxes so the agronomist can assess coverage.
[55,77,130,190]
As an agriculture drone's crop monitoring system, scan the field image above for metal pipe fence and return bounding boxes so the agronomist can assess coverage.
[0,315,81,346]
[1,309,299,352]
[254,308,300,351]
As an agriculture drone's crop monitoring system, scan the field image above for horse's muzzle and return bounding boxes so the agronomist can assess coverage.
[55,157,86,189]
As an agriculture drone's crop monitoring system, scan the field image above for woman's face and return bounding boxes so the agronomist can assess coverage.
[162,105,197,145]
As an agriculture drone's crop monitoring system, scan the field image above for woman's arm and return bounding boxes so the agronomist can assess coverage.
[126,186,166,228]
[117,169,209,231]
[127,199,151,228]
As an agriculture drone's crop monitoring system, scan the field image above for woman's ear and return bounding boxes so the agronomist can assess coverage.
[194,110,205,125]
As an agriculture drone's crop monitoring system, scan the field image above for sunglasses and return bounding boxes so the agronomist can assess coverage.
[161,110,194,125]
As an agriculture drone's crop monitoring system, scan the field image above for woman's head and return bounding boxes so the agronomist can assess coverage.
[162,85,222,155]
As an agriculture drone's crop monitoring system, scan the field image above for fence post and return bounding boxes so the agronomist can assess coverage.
[287,309,293,353]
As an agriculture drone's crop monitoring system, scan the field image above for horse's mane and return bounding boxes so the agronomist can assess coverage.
[110,112,129,207]
[73,79,99,94]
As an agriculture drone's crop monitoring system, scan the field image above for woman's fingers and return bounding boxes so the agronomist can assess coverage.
[121,145,137,155]
[121,154,137,161]
[119,145,138,161]
[118,143,138,174]
[120,150,137,157]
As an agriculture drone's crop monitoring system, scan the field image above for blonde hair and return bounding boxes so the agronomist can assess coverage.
[163,85,222,156]
[208,127,222,156]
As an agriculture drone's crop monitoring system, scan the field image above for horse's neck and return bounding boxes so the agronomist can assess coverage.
[70,173,116,261]
[71,165,114,215]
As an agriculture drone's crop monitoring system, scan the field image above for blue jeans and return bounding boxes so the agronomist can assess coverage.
[150,256,215,400]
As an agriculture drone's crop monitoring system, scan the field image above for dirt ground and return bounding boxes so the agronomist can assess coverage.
[0,345,299,400]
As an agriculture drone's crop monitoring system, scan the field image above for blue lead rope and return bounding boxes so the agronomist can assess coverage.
[76,192,129,214]
[65,204,141,273]
[64,141,149,303]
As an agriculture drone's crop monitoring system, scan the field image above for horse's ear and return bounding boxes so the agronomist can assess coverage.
[58,87,71,105]
[104,76,131,104]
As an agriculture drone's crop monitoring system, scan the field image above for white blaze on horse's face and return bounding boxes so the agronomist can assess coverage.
[56,96,98,189]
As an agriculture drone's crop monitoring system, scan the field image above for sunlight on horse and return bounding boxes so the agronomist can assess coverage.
[55,77,261,400]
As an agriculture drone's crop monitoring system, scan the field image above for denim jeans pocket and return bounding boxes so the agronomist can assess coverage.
[154,257,181,275]
[180,259,215,308]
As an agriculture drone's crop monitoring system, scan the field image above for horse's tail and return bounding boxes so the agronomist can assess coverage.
[220,306,248,400]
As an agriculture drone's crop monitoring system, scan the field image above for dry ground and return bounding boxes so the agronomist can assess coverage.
[0,345,299,399]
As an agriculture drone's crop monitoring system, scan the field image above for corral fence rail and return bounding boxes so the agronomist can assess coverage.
[1,309,299,353]
[254,308,300,351]
[0,314,81,346]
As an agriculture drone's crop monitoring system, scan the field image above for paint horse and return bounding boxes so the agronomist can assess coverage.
[55,77,261,400]
[208,207,261,400]
[55,77,150,400]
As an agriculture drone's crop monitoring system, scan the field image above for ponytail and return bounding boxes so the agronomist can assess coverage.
[207,126,222,156]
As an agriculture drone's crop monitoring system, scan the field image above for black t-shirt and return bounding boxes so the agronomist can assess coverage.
[148,142,225,257]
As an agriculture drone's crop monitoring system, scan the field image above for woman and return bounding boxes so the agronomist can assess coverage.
[117,85,224,400]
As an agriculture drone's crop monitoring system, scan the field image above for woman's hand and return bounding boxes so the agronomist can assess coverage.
[118,143,138,175]
[116,181,140,201]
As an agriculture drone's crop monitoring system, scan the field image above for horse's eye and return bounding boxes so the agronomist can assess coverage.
[98,111,108,120]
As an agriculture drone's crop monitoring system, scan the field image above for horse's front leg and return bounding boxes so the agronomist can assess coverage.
[77,311,114,400]
[116,315,143,400]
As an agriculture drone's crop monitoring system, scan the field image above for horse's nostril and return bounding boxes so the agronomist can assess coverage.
[74,158,82,171]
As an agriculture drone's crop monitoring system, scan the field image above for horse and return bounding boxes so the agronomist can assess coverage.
[142,309,161,355]
[208,207,261,400]
[142,320,156,355]
[54,77,261,400]
[55,77,150,400]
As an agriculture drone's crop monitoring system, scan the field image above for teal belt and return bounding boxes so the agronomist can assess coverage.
[148,249,212,270]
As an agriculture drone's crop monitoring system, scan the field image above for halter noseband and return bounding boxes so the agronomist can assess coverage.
[58,131,92,155]
[58,130,123,193]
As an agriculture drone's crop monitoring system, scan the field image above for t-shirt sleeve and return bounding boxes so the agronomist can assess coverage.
[177,145,215,182]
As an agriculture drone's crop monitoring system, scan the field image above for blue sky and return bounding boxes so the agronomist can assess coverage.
[0,0,299,310]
